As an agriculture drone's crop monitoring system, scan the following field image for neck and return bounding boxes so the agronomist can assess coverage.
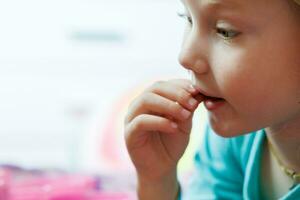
[265,116,300,173]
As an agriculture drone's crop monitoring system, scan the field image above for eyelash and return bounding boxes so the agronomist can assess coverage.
[215,28,240,40]
[177,12,193,25]
[177,12,241,40]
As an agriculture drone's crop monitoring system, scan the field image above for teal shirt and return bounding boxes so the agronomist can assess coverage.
[181,123,300,200]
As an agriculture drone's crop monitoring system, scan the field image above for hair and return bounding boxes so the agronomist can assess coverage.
[288,0,300,18]
[294,0,300,6]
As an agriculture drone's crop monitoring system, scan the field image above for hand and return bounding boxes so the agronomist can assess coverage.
[124,79,204,182]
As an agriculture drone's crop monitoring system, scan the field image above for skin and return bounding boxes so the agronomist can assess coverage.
[125,79,203,199]
[125,0,300,199]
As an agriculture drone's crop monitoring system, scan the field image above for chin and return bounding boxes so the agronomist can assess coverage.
[211,126,240,138]
[209,119,258,138]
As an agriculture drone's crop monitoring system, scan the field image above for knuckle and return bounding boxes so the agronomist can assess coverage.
[153,80,165,87]
[130,92,151,110]
[169,78,191,86]
[124,114,129,124]
[124,111,133,125]
[124,124,137,144]
[124,124,131,138]
[169,102,188,120]
[130,115,146,132]
[127,97,139,113]
[177,89,190,103]
[148,81,165,92]
[158,118,168,127]
[139,93,151,107]
[125,100,140,123]
[127,98,136,109]
[167,101,181,115]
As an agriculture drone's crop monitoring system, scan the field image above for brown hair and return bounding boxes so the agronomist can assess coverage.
[289,0,300,18]
[294,0,300,5]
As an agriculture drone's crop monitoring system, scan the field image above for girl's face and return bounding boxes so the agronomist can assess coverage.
[179,0,300,136]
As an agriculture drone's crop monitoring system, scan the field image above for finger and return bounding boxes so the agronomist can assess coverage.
[193,92,206,102]
[150,79,200,96]
[167,79,206,102]
[125,114,179,140]
[126,92,193,123]
[147,81,201,111]
[168,79,199,94]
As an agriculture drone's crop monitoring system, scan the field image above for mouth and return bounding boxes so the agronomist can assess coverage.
[193,87,224,101]
[190,74,225,110]
[202,94,225,102]
[193,91,226,111]
[193,92,225,102]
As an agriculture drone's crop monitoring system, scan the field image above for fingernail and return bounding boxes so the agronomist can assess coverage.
[188,85,196,93]
[188,98,198,106]
[181,109,191,119]
[171,122,178,129]
[192,84,201,91]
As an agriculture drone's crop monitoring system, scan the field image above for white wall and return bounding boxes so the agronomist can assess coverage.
[0,0,207,176]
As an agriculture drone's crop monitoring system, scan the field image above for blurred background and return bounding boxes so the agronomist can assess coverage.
[0,0,207,195]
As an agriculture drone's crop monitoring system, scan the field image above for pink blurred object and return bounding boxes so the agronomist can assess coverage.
[9,175,98,200]
[0,169,10,200]
[51,191,133,200]
[0,166,135,200]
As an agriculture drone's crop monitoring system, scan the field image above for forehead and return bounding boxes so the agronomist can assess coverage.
[181,0,244,11]
[181,0,239,4]
[199,0,239,5]
[181,0,245,16]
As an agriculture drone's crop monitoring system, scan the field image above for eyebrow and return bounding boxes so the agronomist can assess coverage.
[181,0,241,10]
[182,0,245,22]
[204,0,241,9]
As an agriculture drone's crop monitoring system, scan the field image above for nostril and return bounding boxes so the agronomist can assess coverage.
[178,49,210,74]
[195,60,205,68]
[195,59,209,73]
[179,58,209,75]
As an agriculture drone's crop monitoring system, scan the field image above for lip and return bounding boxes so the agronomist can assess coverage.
[193,86,223,99]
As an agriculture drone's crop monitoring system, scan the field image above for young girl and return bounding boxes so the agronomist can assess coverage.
[124,0,300,199]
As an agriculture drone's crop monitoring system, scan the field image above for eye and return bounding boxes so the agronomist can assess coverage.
[216,28,240,40]
[177,12,193,25]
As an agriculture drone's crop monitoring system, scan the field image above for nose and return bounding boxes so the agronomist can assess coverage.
[178,29,209,74]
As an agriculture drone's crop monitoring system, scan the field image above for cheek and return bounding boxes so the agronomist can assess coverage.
[211,28,300,117]
[222,70,268,114]
[213,48,300,125]
[211,47,256,98]
[212,49,276,116]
